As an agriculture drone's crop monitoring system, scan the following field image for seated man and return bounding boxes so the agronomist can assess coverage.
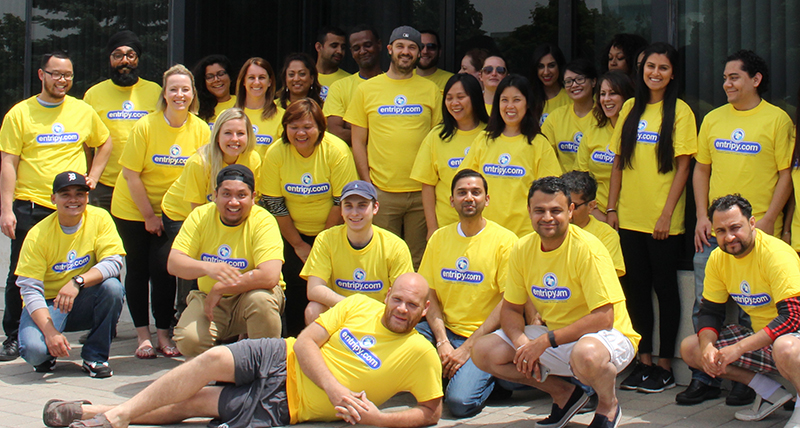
[417,169,518,417]
[472,176,640,428]
[680,194,800,423]
[301,180,413,324]
[170,165,285,358]
[45,273,442,428]
[17,171,124,378]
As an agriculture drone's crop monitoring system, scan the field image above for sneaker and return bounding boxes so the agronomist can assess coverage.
[734,388,793,421]
[34,358,57,373]
[534,385,589,428]
[675,379,721,405]
[0,337,19,361]
[619,362,652,390]
[637,366,676,393]
[578,393,598,414]
[588,404,622,428]
[82,361,113,378]
[726,381,756,406]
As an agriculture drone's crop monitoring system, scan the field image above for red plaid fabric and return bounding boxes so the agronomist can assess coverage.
[715,324,777,374]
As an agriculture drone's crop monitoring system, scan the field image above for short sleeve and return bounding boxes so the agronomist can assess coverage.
[774,114,794,171]
[85,108,111,148]
[299,230,333,282]
[94,210,126,260]
[765,247,800,303]
[503,241,529,305]
[328,140,358,197]
[534,135,563,178]
[695,116,712,164]
[702,250,731,304]
[495,233,517,294]
[316,294,362,334]
[387,237,414,285]
[577,246,621,311]
[430,90,443,127]
[119,120,149,173]
[0,108,24,156]
[459,133,486,172]
[182,155,211,204]
[172,207,202,257]
[251,210,285,265]
[343,85,369,129]
[14,227,48,281]
[673,101,698,157]
[323,79,347,118]
[410,129,439,186]
[260,143,285,197]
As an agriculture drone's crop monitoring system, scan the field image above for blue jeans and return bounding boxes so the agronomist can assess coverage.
[19,277,124,365]
[415,321,495,417]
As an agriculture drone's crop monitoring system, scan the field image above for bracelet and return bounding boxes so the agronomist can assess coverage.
[606,208,617,213]
[435,340,450,348]
[548,330,558,348]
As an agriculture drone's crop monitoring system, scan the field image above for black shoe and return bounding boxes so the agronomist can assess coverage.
[578,393,598,414]
[82,361,113,378]
[726,381,756,406]
[620,362,652,390]
[488,384,513,401]
[534,386,589,428]
[34,358,57,373]
[637,366,676,393]
[676,379,721,405]
[0,338,19,361]
[588,404,621,428]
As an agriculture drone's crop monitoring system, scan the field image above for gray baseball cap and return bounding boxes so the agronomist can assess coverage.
[389,25,422,48]
[341,180,378,201]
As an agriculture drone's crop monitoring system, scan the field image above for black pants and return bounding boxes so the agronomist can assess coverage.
[619,229,682,357]
[3,200,55,341]
[281,233,316,338]
[162,213,197,321]
[88,182,114,212]
[114,217,176,330]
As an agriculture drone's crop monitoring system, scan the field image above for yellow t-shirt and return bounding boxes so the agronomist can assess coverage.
[83,79,162,187]
[792,165,800,252]
[285,294,443,424]
[0,96,111,208]
[610,98,698,235]
[208,96,238,128]
[504,225,640,350]
[419,220,518,337]
[343,74,443,192]
[575,121,615,212]
[460,132,562,237]
[704,229,800,332]
[322,73,375,118]
[161,149,262,221]
[582,216,625,277]
[300,224,413,302]
[417,68,454,92]
[245,103,285,159]
[110,112,209,221]
[485,103,493,116]
[696,100,793,231]
[261,132,357,235]
[541,104,595,172]
[15,206,125,299]
[171,203,284,294]
[540,88,572,125]
[319,69,352,102]
[410,123,485,227]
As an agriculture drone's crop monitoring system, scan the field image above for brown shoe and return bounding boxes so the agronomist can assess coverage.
[43,399,91,427]
[69,414,113,428]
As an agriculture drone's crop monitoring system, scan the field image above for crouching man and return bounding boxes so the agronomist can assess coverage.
[43,273,442,428]
[17,171,124,378]
[681,194,800,424]
[472,177,640,428]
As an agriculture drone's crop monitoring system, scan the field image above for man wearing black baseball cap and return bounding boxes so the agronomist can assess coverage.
[15,171,125,378]
[168,165,286,357]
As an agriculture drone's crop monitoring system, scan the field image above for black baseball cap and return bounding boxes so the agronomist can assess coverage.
[52,171,90,194]
[216,164,255,191]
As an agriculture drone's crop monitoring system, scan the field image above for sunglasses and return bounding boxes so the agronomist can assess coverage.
[482,66,507,75]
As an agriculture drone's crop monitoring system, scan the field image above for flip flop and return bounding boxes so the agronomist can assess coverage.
[68,414,112,428]
[134,344,156,359]
[155,345,182,358]
[43,399,91,427]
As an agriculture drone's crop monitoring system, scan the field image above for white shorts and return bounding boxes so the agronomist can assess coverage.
[494,325,635,377]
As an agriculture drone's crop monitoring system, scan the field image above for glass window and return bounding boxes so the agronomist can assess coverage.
[577,0,651,72]
[0,1,26,118]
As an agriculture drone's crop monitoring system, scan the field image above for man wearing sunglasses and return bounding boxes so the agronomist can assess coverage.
[0,51,111,362]
[416,30,454,91]
[84,30,161,211]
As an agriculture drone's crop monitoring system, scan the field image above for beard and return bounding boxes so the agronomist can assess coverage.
[391,54,418,75]
[110,63,139,87]
[418,56,438,70]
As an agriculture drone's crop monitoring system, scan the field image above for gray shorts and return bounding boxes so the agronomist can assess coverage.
[214,338,291,428]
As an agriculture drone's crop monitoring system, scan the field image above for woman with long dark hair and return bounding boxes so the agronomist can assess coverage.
[461,74,561,237]
[234,57,284,159]
[575,71,634,221]
[606,42,697,393]
[531,43,570,124]
[278,53,324,109]
[192,55,235,125]
[411,73,489,235]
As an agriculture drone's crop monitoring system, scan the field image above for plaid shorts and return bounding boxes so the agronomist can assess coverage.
[716,324,778,374]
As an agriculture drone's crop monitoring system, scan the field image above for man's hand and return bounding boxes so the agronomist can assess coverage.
[205,263,242,287]
[335,391,382,426]
[204,287,223,321]
[700,342,724,377]
[716,343,745,375]
[0,210,16,239]
[326,384,370,424]
[694,216,712,252]
[144,215,163,236]
[53,281,80,313]
[755,218,776,237]
[441,344,470,379]
[513,335,548,378]
[45,332,71,357]
[294,241,312,263]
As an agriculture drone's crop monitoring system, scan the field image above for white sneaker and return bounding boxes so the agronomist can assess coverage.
[734,388,792,421]
[785,398,800,428]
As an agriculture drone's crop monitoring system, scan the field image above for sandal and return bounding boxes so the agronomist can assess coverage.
[155,345,182,358]
[43,399,91,427]
[68,414,112,428]
[134,344,156,359]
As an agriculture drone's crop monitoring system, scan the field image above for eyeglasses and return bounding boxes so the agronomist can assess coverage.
[42,70,74,81]
[482,66,507,75]
[563,76,587,87]
[205,70,228,81]
[573,200,591,209]
[423,43,438,50]
[110,51,138,61]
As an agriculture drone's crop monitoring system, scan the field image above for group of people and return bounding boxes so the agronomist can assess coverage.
[3,21,800,428]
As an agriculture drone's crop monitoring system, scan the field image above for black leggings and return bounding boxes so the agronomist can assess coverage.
[114,217,176,330]
[281,233,316,338]
[619,229,682,357]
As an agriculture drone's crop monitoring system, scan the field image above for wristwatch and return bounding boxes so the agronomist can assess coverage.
[72,275,85,289]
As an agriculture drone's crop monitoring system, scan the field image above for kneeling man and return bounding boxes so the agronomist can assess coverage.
[472,176,640,428]
[170,165,285,358]
[45,273,442,428]
[681,194,800,423]
[17,171,125,378]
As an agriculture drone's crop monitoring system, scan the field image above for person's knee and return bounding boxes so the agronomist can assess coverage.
[241,290,283,338]
[570,339,607,378]
[679,335,701,367]
[97,278,125,306]
[445,393,483,418]
[174,307,212,358]
[773,335,800,366]
[19,335,50,366]
[472,336,508,373]
[304,301,328,325]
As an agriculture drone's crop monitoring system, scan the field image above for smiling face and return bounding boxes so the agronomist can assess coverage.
[643,53,674,96]
[445,81,474,125]
[382,275,429,334]
[450,176,488,219]
[285,60,312,98]
[318,33,346,67]
[480,56,507,91]
[607,45,628,73]
[341,195,378,232]
[418,33,439,70]
[528,190,572,243]
[40,57,73,102]
[723,60,761,108]
[599,79,624,119]
[205,63,231,101]
[52,185,88,220]
[499,85,527,128]
[563,70,594,102]
[388,39,420,74]
[712,206,756,258]
[214,179,254,226]
[286,114,320,156]
[537,54,559,88]
[217,118,248,161]
[163,74,194,113]
[349,30,381,70]
[244,64,270,100]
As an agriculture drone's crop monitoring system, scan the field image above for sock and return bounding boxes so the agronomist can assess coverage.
[748,374,781,400]
[795,397,800,409]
